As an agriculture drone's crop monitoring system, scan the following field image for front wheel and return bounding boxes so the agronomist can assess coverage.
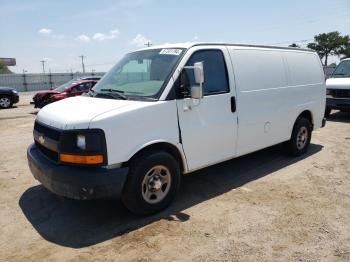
[285,117,312,156]
[0,95,12,109]
[122,151,181,215]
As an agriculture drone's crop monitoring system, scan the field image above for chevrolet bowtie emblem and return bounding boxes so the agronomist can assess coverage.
[38,135,45,144]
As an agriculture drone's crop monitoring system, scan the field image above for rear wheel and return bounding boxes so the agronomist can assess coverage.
[122,150,181,215]
[285,117,312,156]
[0,95,12,109]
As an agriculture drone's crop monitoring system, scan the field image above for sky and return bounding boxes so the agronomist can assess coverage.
[1,0,350,73]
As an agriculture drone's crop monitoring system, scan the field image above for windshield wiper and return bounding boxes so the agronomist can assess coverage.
[99,88,127,100]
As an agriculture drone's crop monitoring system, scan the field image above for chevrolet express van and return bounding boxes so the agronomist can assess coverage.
[27,43,326,215]
[325,58,350,116]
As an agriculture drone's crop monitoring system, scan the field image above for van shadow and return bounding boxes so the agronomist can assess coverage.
[326,111,350,123]
[19,143,323,248]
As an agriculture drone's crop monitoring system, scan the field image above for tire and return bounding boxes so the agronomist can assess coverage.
[325,108,331,117]
[122,150,181,215]
[0,95,12,109]
[285,117,312,156]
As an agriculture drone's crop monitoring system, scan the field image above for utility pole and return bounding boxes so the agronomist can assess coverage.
[79,55,86,73]
[22,69,28,91]
[40,60,46,74]
[48,68,53,87]
[144,41,152,47]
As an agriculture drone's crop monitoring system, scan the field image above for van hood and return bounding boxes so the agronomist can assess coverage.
[326,77,350,89]
[36,96,143,129]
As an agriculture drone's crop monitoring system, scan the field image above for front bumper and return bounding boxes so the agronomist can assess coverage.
[13,94,19,104]
[326,97,350,111]
[32,99,48,108]
[27,143,129,200]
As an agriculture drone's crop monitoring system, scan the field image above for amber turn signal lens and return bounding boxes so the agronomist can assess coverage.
[59,154,103,164]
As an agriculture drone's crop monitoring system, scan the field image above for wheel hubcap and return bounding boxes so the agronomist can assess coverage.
[296,126,308,150]
[0,97,10,108]
[142,165,171,204]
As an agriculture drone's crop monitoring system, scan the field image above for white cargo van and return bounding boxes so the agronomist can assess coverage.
[27,43,326,215]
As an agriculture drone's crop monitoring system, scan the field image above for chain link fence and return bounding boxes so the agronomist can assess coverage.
[0,72,105,92]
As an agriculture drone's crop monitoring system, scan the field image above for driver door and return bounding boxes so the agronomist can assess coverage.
[176,48,238,171]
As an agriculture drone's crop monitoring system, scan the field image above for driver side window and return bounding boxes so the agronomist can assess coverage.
[182,50,229,96]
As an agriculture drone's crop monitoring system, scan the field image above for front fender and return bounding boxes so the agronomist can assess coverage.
[89,100,181,166]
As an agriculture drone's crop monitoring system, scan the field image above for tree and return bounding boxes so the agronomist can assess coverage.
[307,31,349,66]
[340,47,350,59]
[289,43,300,48]
[0,61,12,74]
[340,35,350,59]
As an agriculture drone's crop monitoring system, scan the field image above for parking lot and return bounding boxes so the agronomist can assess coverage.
[0,92,349,261]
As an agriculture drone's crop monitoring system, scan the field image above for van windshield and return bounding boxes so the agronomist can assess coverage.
[92,48,184,99]
[332,60,350,78]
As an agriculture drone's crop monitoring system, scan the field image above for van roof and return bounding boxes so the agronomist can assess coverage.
[136,42,314,53]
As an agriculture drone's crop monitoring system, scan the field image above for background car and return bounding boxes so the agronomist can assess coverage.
[0,86,19,109]
[32,80,97,108]
[325,58,350,117]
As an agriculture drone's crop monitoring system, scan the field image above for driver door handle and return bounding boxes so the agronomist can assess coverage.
[231,97,236,113]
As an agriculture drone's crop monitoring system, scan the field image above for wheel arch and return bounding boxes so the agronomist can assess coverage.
[124,141,187,173]
[290,109,314,139]
[297,110,313,126]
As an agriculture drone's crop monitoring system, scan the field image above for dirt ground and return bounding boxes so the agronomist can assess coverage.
[0,92,349,261]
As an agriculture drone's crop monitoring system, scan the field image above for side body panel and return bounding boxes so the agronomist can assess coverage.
[283,51,325,130]
[228,48,289,155]
[228,47,325,157]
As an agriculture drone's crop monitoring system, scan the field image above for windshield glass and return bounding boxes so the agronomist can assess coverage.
[54,79,76,92]
[92,48,184,99]
[332,60,350,78]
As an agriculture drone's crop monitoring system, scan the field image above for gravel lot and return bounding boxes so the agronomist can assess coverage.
[0,92,349,261]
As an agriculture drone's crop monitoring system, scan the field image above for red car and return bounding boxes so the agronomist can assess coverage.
[32,80,98,108]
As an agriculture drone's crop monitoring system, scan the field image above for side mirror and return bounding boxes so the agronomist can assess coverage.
[193,62,204,85]
[190,85,203,99]
[183,61,204,99]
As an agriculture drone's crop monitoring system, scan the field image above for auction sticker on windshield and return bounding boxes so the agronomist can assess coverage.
[159,49,182,55]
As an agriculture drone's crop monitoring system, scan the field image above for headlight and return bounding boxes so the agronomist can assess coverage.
[59,129,107,165]
[12,90,18,94]
[326,89,330,95]
[76,134,86,150]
